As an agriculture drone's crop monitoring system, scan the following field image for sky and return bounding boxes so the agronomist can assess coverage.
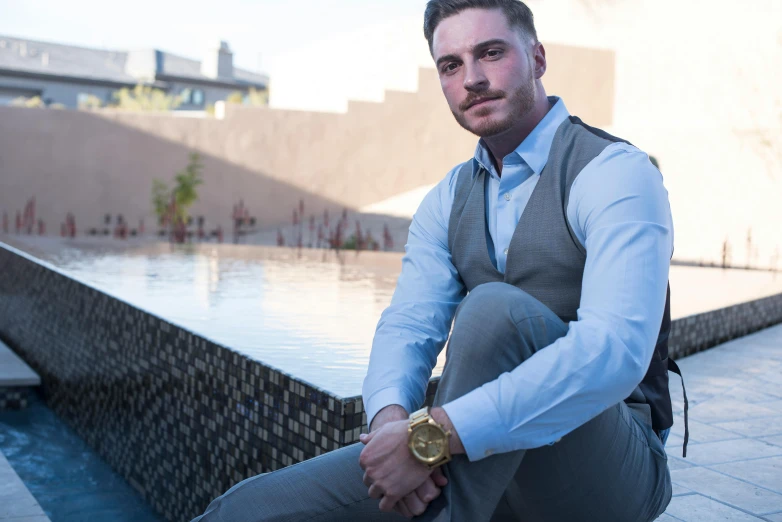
[0,0,430,76]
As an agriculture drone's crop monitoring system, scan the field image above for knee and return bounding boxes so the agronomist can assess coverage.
[448,283,544,359]
[456,282,545,326]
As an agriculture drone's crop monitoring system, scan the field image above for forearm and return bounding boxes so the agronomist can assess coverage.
[369,404,408,433]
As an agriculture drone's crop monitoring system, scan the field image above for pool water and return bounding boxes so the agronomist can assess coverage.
[0,394,165,522]
[3,236,782,398]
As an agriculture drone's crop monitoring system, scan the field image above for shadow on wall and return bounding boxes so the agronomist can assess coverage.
[0,47,615,237]
[0,107,350,237]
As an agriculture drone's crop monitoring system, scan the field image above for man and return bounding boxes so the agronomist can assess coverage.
[193,0,682,520]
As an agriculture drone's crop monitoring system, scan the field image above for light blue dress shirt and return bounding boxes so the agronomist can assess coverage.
[362,97,674,462]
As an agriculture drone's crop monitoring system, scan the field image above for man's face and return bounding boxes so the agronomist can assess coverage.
[432,8,538,137]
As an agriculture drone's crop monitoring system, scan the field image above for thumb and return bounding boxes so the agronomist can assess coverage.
[359,431,376,445]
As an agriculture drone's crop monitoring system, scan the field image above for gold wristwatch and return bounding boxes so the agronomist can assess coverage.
[407,407,452,469]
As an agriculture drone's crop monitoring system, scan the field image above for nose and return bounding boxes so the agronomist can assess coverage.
[462,61,488,92]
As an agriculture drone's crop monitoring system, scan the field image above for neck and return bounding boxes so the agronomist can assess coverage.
[482,90,551,175]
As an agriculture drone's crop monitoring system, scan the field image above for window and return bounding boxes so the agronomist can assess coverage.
[192,89,204,106]
[180,88,192,105]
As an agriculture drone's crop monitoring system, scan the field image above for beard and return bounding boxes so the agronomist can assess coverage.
[451,72,536,138]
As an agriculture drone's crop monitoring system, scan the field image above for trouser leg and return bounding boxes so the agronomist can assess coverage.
[191,442,404,522]
[498,401,672,522]
[191,281,670,522]
[419,282,670,522]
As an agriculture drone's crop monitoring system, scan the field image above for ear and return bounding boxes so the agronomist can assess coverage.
[533,41,547,79]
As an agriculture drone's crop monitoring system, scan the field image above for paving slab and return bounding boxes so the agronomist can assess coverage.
[671,482,694,497]
[664,493,765,521]
[671,466,782,515]
[761,401,782,414]
[714,416,782,438]
[668,417,744,444]
[762,435,782,448]
[710,456,782,495]
[668,455,698,471]
[676,438,782,466]
[659,323,782,520]
[686,400,780,424]
[712,387,782,404]
[655,514,683,521]
[743,378,782,400]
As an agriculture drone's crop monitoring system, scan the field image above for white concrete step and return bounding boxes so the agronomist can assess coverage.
[0,340,40,387]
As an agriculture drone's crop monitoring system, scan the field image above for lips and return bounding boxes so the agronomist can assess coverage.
[466,97,501,110]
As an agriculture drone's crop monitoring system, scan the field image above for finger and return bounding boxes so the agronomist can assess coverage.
[403,492,428,517]
[359,431,375,445]
[379,495,399,512]
[415,478,441,504]
[362,471,372,488]
[394,500,414,519]
[368,484,384,500]
[431,467,449,487]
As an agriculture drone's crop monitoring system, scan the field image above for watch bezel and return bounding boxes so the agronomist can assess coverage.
[408,422,448,465]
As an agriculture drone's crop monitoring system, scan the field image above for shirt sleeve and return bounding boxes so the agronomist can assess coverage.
[362,166,467,428]
[442,143,674,461]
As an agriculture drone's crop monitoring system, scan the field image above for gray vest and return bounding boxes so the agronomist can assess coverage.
[447,115,674,433]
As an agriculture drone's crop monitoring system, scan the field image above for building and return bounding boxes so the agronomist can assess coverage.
[0,35,268,109]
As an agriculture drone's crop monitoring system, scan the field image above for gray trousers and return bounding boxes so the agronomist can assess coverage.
[192,283,672,522]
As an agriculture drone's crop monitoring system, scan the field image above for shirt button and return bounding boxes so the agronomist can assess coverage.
[503,248,509,255]
[504,193,511,201]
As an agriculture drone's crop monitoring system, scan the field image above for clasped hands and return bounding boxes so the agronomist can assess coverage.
[358,406,448,519]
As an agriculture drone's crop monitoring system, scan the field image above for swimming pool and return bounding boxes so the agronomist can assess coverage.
[5,235,782,398]
[0,394,164,522]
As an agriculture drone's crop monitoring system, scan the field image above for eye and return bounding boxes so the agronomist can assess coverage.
[484,49,503,59]
[442,62,460,74]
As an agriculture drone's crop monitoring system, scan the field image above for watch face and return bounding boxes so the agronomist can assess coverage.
[411,425,446,462]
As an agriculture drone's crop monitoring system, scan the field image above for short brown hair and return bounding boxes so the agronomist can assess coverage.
[423,0,538,54]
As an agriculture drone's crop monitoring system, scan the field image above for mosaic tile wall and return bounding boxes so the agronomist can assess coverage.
[1,242,781,521]
[0,386,33,410]
[669,291,782,358]
[0,245,357,521]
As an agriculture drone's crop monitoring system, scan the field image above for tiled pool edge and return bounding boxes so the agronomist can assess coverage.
[0,244,357,521]
[0,387,35,410]
[668,293,782,358]
[1,243,781,521]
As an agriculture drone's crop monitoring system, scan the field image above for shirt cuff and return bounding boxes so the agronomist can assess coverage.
[442,386,505,462]
[364,387,417,429]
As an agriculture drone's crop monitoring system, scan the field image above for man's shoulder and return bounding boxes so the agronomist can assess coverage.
[412,160,473,230]
[446,159,473,182]
[572,142,667,207]
[589,141,659,173]
[431,159,472,199]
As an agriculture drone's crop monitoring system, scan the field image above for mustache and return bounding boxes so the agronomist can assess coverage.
[460,91,505,111]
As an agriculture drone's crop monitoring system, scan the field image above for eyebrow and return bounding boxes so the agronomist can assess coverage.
[435,38,510,68]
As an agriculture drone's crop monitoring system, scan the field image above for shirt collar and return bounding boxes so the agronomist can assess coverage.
[473,96,570,177]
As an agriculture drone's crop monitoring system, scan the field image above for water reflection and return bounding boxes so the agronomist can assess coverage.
[3,237,782,398]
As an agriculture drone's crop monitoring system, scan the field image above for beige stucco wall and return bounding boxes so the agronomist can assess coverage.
[526,0,782,269]
[0,43,613,238]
